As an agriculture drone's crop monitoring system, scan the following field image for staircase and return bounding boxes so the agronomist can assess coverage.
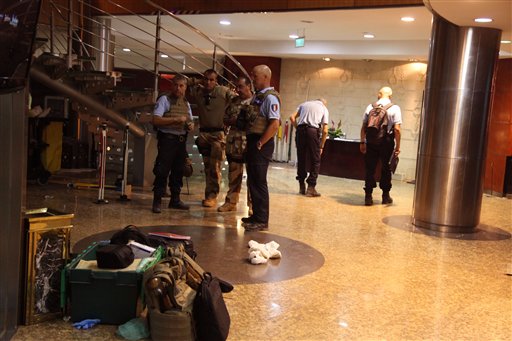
[31,0,250,187]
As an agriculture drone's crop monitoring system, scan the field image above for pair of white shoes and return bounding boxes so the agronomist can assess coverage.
[248,240,282,265]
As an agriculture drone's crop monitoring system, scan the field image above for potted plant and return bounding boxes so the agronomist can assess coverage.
[328,120,344,139]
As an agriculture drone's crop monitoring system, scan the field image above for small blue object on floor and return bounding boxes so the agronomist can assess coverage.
[117,317,150,340]
[72,318,101,329]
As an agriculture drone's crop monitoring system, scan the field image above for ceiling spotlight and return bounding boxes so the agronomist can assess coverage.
[363,33,375,39]
[122,48,131,52]
[289,34,299,39]
[160,54,169,58]
[401,17,415,22]
[501,40,511,44]
[219,20,231,26]
[474,17,493,23]
[322,57,331,62]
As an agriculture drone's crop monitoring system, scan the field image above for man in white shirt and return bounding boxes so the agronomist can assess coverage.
[360,86,402,206]
[290,98,329,196]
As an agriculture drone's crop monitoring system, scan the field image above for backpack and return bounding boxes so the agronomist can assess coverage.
[365,102,393,144]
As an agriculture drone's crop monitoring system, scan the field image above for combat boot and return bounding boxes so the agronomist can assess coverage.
[152,195,162,213]
[364,192,373,206]
[218,202,237,212]
[306,185,321,197]
[202,198,217,208]
[169,194,190,210]
[299,181,306,195]
[382,191,393,204]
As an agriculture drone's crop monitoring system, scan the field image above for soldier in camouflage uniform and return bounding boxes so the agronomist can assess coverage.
[152,75,194,213]
[188,69,235,207]
[218,76,254,212]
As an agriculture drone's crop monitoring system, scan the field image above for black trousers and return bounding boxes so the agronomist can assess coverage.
[153,132,187,201]
[246,134,274,223]
[364,137,394,193]
[296,125,321,186]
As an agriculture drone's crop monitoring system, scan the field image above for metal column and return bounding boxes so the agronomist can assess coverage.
[412,14,501,233]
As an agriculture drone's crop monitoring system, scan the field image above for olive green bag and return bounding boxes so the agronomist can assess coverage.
[144,250,197,341]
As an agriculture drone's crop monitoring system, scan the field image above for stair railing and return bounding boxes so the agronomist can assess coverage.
[37,0,251,93]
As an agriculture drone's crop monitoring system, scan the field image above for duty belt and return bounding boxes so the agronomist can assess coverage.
[158,131,186,142]
[199,127,223,133]
[298,124,319,129]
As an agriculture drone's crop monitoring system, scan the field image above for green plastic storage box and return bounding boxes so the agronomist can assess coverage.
[65,241,163,325]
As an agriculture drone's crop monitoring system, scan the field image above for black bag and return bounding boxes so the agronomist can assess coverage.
[96,244,134,269]
[110,225,150,246]
[148,236,197,260]
[193,272,230,341]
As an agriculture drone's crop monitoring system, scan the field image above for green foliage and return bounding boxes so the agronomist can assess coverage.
[328,120,344,139]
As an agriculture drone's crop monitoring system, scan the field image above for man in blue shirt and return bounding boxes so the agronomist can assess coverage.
[241,65,280,231]
[152,75,194,213]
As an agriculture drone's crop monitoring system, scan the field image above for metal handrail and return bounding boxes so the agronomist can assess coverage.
[38,0,254,91]
[103,0,217,78]
[49,1,210,82]
[144,0,251,82]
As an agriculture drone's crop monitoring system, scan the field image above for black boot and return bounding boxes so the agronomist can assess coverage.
[306,185,321,197]
[169,194,190,210]
[364,192,373,206]
[299,181,306,195]
[382,191,393,204]
[152,195,162,213]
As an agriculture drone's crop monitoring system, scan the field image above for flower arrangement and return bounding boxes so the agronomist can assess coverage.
[328,120,344,139]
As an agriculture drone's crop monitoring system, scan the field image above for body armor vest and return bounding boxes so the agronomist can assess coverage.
[225,96,249,160]
[162,96,190,133]
[246,89,281,135]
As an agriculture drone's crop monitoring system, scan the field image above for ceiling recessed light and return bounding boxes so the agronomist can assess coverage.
[160,54,169,58]
[501,40,511,44]
[322,57,331,61]
[289,34,299,39]
[363,33,375,39]
[474,17,493,23]
[219,20,231,26]
[122,48,131,52]
[401,17,415,22]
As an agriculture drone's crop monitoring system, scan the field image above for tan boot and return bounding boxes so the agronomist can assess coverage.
[217,202,237,212]
[306,185,321,197]
[202,198,217,207]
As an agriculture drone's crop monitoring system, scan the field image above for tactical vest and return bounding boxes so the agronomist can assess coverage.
[246,89,281,135]
[225,96,250,160]
[195,86,231,129]
[225,96,245,124]
[162,96,190,133]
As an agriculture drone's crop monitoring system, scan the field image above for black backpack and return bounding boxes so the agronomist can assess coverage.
[365,102,393,145]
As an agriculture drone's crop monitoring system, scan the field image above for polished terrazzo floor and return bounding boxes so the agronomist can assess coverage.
[14,163,512,340]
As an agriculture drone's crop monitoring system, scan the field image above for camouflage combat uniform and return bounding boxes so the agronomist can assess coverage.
[221,96,253,209]
[189,85,235,205]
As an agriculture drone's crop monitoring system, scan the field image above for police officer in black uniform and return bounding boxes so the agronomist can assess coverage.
[152,75,194,213]
[241,65,280,231]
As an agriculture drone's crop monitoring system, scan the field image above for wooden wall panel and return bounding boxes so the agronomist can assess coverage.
[91,0,423,15]
[484,58,512,195]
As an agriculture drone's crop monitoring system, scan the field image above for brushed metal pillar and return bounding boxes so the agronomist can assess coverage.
[412,14,501,233]
[93,18,114,72]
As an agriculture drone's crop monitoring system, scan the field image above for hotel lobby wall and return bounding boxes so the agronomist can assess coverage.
[279,59,427,181]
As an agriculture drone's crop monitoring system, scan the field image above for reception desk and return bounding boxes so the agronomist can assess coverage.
[319,138,380,181]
